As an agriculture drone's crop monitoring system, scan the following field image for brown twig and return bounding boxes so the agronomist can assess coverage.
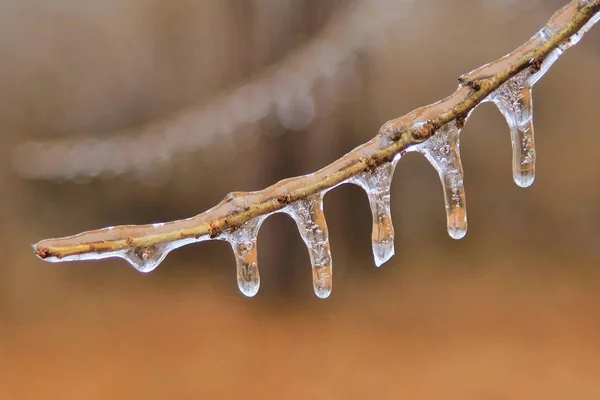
[33,1,600,262]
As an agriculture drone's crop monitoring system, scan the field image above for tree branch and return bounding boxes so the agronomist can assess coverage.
[33,1,600,265]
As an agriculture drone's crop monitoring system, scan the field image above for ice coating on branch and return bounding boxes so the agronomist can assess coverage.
[34,228,209,272]
[485,70,536,187]
[552,2,600,52]
[461,0,599,83]
[285,194,333,298]
[540,1,600,62]
[350,160,399,267]
[225,217,265,297]
[30,0,600,298]
[409,120,468,240]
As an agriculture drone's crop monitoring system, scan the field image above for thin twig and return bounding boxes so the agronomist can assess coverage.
[33,1,600,261]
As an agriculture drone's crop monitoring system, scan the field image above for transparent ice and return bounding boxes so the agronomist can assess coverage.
[409,121,468,239]
[350,160,399,267]
[484,70,536,187]
[225,217,265,297]
[285,194,333,298]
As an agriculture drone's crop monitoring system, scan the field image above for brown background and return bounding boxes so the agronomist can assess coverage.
[1,0,600,398]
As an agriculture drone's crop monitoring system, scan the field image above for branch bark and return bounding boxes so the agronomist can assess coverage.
[33,0,600,262]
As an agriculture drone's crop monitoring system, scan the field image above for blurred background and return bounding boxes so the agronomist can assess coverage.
[1,0,600,398]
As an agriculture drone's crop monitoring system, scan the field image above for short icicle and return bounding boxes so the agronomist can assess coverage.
[286,194,333,298]
[410,120,468,240]
[350,160,399,267]
[485,70,536,188]
[227,217,265,297]
[122,244,169,273]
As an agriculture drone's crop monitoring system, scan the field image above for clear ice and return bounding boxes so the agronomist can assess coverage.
[484,70,536,187]
[409,120,468,240]
[285,194,333,298]
[350,160,399,267]
[225,217,265,297]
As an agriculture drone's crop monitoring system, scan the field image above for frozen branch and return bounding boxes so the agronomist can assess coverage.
[32,1,600,297]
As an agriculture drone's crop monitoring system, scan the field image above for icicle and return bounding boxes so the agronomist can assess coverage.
[350,160,399,267]
[122,244,169,273]
[226,217,265,297]
[286,194,333,298]
[485,70,535,188]
[409,120,467,240]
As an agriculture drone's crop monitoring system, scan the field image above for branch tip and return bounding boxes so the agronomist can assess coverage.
[34,246,49,259]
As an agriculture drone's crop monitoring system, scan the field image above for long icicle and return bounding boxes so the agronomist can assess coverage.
[285,194,333,298]
[409,119,468,239]
[350,159,399,267]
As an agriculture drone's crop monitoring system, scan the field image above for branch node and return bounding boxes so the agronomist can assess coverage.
[378,120,401,143]
[209,221,223,239]
[468,80,482,92]
[529,57,543,74]
[276,193,292,205]
[459,76,483,92]
[224,192,242,203]
[358,156,378,173]
[228,223,241,234]
[413,120,439,141]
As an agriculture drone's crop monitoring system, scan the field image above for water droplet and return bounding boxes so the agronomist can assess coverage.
[350,161,399,267]
[409,120,467,239]
[286,195,333,298]
[123,244,168,273]
[227,217,265,297]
